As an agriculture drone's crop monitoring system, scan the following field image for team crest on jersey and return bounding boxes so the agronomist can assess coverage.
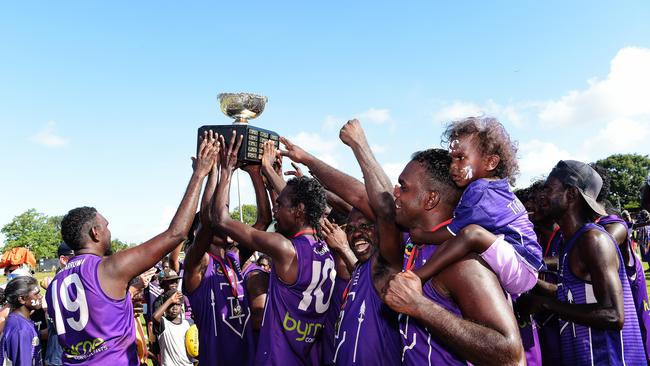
[313,242,330,255]
[32,336,39,346]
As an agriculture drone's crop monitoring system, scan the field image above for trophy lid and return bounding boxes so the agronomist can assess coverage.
[218,92,268,124]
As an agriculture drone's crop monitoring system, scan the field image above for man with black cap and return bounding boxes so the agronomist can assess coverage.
[518,160,645,365]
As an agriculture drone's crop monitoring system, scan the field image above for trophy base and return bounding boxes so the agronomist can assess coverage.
[197,124,280,164]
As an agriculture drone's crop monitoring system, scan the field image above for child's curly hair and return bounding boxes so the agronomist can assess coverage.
[442,116,520,185]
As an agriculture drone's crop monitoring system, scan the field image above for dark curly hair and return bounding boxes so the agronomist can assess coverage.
[61,206,98,251]
[5,276,37,309]
[514,180,545,206]
[411,149,462,207]
[442,116,520,185]
[285,176,327,239]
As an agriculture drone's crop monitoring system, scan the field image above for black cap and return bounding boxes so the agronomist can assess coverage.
[57,242,75,257]
[549,160,607,216]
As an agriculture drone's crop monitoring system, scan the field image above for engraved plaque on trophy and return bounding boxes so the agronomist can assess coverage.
[197,93,280,164]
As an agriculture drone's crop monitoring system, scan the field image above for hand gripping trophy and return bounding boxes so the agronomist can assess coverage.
[197,93,280,164]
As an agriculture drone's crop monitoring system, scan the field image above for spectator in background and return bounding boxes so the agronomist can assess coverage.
[152,290,193,366]
[0,276,43,366]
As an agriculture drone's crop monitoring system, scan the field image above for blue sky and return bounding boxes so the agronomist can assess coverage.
[1,1,649,245]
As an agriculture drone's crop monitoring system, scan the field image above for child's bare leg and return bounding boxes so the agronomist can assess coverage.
[413,224,498,281]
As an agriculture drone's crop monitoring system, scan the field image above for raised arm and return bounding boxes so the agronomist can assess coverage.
[260,140,287,194]
[183,133,222,293]
[339,119,402,269]
[212,131,298,284]
[236,164,273,264]
[100,132,216,299]
[280,136,375,221]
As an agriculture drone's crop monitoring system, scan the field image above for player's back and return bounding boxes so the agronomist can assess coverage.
[255,234,336,365]
[46,254,138,365]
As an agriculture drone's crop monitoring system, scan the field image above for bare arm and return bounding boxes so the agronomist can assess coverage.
[280,136,375,221]
[245,271,269,331]
[519,230,625,330]
[260,140,287,194]
[99,133,216,299]
[152,292,183,323]
[183,133,222,294]
[384,268,524,366]
[322,218,357,278]
[339,119,402,269]
[212,132,298,284]
[168,241,183,273]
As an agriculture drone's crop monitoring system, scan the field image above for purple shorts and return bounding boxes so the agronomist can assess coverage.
[480,235,538,296]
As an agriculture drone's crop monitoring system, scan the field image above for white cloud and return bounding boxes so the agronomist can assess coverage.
[356,108,391,124]
[581,118,649,157]
[538,47,650,128]
[517,139,586,188]
[432,100,525,127]
[382,162,407,185]
[286,131,341,169]
[31,121,69,147]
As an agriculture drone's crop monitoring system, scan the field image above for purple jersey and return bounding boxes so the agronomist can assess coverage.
[401,237,468,365]
[519,321,542,366]
[322,276,347,365]
[45,254,137,365]
[255,234,336,365]
[333,256,401,366]
[183,251,255,366]
[447,178,543,271]
[599,214,650,362]
[0,313,42,366]
[536,228,563,365]
[557,223,645,366]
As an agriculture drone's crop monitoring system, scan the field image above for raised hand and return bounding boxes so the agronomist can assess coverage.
[339,118,368,147]
[172,291,184,303]
[284,162,304,178]
[219,130,244,175]
[261,140,278,174]
[321,218,349,253]
[279,136,309,164]
[193,131,219,177]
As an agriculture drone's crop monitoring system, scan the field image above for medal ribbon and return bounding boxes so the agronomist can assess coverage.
[292,229,316,238]
[405,219,452,271]
[544,226,561,257]
[209,253,239,298]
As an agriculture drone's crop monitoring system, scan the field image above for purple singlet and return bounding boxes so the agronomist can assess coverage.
[183,251,255,366]
[598,214,650,362]
[322,276,348,365]
[333,256,401,365]
[401,235,468,365]
[557,223,645,365]
[45,254,138,365]
[255,234,336,365]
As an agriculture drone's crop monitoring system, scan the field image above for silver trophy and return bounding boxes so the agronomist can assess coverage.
[197,92,279,164]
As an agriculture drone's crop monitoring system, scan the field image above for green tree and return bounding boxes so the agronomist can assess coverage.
[595,154,650,209]
[230,204,258,225]
[111,238,133,253]
[1,209,61,259]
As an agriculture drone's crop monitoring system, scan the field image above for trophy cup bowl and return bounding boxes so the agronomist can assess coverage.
[198,92,278,164]
[218,93,268,124]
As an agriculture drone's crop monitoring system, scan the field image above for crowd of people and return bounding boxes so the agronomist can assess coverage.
[2,116,650,366]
